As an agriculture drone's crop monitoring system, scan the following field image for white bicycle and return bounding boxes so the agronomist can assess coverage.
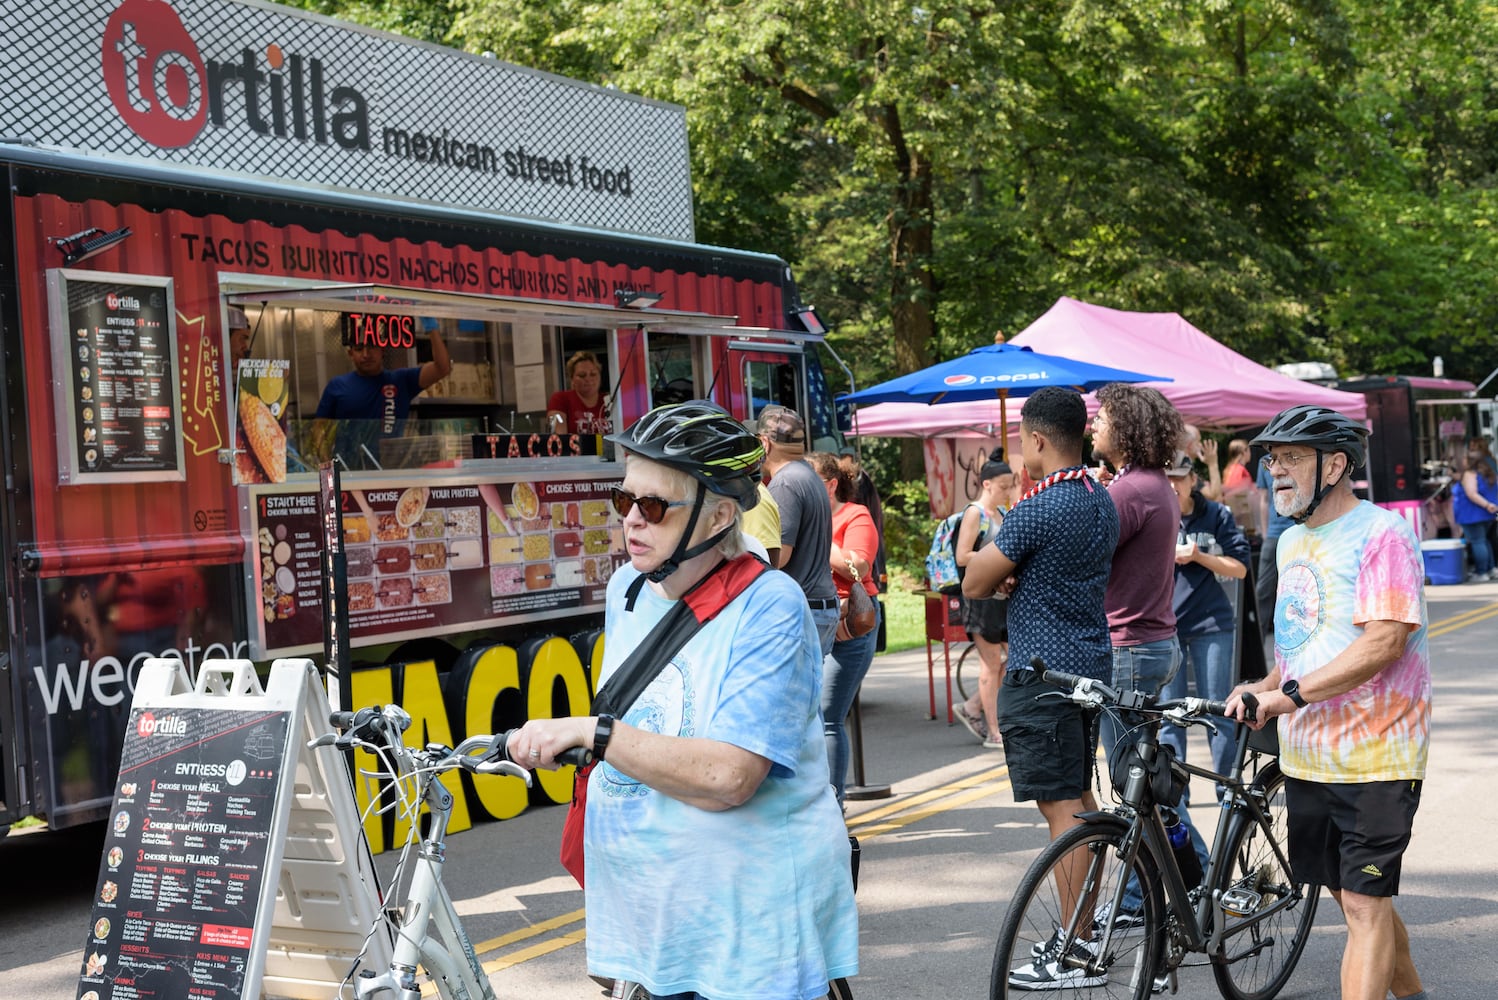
[310,704,591,1000]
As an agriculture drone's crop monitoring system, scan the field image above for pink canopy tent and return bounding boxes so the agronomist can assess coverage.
[848,297,1366,438]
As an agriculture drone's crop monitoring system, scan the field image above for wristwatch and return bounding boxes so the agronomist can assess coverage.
[1280,680,1308,708]
[593,713,615,762]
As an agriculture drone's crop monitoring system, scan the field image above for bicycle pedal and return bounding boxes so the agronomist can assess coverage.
[1219,887,1264,917]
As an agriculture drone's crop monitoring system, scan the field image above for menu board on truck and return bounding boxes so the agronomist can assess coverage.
[47,269,185,484]
[248,474,627,657]
[78,704,289,999]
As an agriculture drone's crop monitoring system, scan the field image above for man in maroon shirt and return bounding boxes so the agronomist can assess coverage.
[1090,383,1185,759]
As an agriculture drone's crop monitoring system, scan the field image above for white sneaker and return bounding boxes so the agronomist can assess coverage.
[1011,937,1105,990]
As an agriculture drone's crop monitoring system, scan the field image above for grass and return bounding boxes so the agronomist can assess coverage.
[881,568,929,653]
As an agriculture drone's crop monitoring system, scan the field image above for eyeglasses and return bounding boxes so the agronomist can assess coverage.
[610,486,691,524]
[1260,452,1313,473]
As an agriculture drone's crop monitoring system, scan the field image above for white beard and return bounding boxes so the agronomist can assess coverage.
[1272,476,1313,519]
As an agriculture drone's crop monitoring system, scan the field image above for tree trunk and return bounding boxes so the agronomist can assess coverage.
[888,155,937,481]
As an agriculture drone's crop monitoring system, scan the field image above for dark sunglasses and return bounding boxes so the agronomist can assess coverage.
[610,486,691,524]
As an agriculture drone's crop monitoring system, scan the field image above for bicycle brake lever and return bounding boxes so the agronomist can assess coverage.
[306,733,339,750]
[474,759,533,784]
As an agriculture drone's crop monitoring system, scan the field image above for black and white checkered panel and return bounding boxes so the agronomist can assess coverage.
[3,0,695,243]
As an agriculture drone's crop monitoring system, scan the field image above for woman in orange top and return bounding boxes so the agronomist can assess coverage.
[807,451,881,803]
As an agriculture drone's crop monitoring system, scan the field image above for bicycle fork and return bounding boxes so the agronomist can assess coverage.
[355,782,495,1000]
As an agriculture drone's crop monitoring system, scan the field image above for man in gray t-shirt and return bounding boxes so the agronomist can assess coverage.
[757,404,840,655]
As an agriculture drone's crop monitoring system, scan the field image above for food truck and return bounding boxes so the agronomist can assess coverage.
[1331,375,1492,534]
[0,0,844,835]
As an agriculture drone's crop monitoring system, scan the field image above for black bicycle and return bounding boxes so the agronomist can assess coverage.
[991,666,1319,999]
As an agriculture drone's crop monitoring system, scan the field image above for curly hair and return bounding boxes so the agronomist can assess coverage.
[1095,384,1182,470]
[805,451,853,503]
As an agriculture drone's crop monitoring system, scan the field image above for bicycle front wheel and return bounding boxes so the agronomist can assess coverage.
[1210,760,1320,1000]
[991,821,1163,1000]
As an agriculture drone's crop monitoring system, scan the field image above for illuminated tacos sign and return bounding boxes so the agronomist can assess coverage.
[5,0,694,240]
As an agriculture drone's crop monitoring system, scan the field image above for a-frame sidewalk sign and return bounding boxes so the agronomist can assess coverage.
[77,657,394,999]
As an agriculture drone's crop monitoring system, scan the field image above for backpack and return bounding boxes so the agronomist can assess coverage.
[925,503,993,594]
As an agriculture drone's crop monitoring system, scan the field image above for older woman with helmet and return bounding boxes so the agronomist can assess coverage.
[507,400,858,1000]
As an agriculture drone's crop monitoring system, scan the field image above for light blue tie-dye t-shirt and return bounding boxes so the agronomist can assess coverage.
[584,564,859,999]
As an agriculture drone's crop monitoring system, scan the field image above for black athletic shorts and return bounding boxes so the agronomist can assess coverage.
[996,668,1098,802]
[1284,775,1422,897]
[962,594,1009,644]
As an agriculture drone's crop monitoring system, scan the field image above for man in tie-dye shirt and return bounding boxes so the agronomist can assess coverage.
[1228,405,1430,1000]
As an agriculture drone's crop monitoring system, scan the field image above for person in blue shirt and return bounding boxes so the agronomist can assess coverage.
[1254,455,1295,636]
[964,387,1119,991]
[1158,451,1251,790]
[504,401,857,999]
[314,323,450,466]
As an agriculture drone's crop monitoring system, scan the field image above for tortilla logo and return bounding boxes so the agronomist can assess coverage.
[102,0,371,151]
[103,0,208,148]
[135,711,188,737]
[943,374,977,387]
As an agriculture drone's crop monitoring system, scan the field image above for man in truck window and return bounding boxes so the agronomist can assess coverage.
[315,322,451,466]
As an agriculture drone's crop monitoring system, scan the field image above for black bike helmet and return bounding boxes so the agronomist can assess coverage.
[1252,405,1370,523]
[1251,404,1369,471]
[606,401,764,583]
[606,401,764,509]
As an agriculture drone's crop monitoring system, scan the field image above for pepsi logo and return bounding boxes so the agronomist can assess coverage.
[942,374,977,387]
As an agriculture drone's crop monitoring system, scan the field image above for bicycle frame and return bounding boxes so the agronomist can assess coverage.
[356,772,495,1000]
[314,706,535,1000]
[1083,713,1305,969]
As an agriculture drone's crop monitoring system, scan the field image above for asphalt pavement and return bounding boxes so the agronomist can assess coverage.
[4,581,1498,999]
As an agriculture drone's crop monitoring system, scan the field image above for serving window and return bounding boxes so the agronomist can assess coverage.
[228,300,615,479]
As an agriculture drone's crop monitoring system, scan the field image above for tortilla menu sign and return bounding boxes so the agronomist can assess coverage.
[79,706,289,999]
[47,269,186,484]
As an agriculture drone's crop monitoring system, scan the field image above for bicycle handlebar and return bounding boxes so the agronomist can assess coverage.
[1036,657,1259,723]
[314,706,593,772]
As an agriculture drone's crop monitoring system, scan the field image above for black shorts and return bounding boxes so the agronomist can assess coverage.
[1284,775,1422,896]
[962,594,1009,643]
[996,669,1098,802]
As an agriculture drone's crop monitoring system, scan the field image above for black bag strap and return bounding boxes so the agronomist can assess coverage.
[591,554,768,718]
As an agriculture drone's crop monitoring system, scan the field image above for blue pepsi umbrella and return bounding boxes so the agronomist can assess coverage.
[839,342,1169,406]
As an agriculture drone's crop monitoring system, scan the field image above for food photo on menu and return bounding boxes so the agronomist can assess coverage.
[235,359,292,484]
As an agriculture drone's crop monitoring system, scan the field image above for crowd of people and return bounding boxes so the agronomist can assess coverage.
[501,389,1435,1000]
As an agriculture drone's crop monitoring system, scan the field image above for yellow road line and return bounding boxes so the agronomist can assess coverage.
[851,779,1013,838]
[470,907,585,956]
[480,926,588,974]
[1429,602,1498,637]
[845,765,1009,831]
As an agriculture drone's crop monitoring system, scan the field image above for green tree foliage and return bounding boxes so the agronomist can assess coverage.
[287,0,1498,401]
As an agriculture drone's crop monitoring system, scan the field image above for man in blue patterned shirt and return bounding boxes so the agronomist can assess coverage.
[965,386,1120,990]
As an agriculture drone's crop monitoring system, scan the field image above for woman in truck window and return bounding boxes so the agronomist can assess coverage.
[547,351,609,434]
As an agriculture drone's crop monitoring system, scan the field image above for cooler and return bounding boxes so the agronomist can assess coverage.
[1421,539,1465,585]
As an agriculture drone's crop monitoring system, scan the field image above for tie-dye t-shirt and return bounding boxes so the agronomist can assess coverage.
[584,564,859,999]
[1274,501,1431,783]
